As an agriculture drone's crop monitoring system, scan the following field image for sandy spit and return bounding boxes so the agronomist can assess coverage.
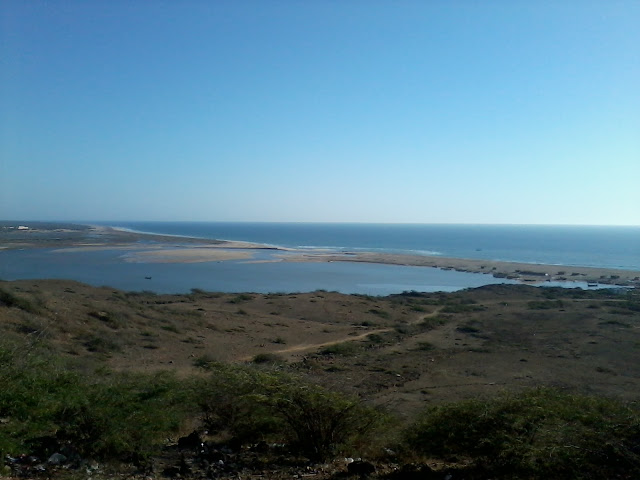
[279,251,640,287]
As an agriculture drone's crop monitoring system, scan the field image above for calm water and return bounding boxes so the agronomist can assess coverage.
[1,222,637,294]
[0,247,522,295]
[106,222,640,270]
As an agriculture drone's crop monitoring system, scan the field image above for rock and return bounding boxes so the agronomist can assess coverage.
[161,465,181,477]
[347,460,376,477]
[177,430,202,451]
[47,452,67,465]
[251,440,269,452]
[387,463,439,480]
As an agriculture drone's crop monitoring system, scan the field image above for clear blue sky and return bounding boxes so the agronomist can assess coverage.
[2,1,639,225]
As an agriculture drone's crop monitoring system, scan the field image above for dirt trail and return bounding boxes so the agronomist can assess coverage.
[239,307,444,361]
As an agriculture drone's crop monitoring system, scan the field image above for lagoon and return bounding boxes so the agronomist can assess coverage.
[0,247,525,295]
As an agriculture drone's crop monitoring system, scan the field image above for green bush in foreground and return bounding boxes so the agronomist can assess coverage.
[1,339,386,464]
[0,342,195,463]
[53,371,194,460]
[403,387,640,478]
[197,363,388,461]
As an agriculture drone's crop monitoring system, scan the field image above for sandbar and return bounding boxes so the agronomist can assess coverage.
[124,247,253,263]
[279,251,640,287]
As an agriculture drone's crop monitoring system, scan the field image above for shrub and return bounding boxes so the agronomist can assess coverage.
[196,364,282,445]
[196,363,387,461]
[441,304,486,313]
[228,294,253,304]
[320,342,360,356]
[53,372,193,460]
[0,289,41,314]
[252,353,284,364]
[272,380,385,461]
[420,316,448,329]
[403,387,640,478]
[368,308,390,318]
[88,310,127,329]
[82,334,122,353]
[366,334,385,344]
[414,341,434,351]
[527,300,564,310]
[192,354,217,369]
[0,341,195,463]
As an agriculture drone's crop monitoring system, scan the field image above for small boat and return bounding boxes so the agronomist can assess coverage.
[587,283,598,287]
[145,276,152,280]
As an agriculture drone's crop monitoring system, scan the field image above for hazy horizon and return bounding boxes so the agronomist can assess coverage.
[2,2,639,226]
[3,219,640,229]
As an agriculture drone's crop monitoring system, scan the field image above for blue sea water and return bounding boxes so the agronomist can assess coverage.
[1,222,638,295]
[105,222,640,271]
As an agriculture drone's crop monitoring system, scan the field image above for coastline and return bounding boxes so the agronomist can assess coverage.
[281,251,639,287]
[1,222,638,288]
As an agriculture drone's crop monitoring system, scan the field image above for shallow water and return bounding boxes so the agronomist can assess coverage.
[0,247,524,295]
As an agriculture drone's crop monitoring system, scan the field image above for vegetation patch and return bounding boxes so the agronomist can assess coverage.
[88,310,127,329]
[456,325,481,334]
[0,288,41,314]
[320,341,360,356]
[252,353,285,364]
[413,341,435,351]
[403,387,640,479]
[527,300,565,310]
[228,294,253,304]
[368,308,390,319]
[442,303,486,313]
[82,335,122,354]
[420,315,448,329]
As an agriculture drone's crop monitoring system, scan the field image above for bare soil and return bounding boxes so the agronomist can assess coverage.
[2,279,638,418]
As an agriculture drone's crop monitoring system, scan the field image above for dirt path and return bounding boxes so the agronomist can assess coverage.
[239,307,444,361]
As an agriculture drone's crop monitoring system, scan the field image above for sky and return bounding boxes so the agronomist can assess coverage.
[1,1,639,225]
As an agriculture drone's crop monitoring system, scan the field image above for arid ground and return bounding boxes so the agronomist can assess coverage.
[2,279,638,414]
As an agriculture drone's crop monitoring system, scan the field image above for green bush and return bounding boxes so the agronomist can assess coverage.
[53,371,193,460]
[0,288,41,314]
[527,300,564,310]
[196,364,283,445]
[252,353,285,364]
[196,363,387,461]
[403,387,640,478]
[320,341,360,356]
[272,379,385,461]
[441,304,486,313]
[0,341,195,463]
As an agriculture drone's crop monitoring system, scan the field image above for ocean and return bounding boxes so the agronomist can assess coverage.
[105,222,640,271]
[1,222,638,295]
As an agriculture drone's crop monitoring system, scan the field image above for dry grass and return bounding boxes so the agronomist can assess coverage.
[1,280,639,415]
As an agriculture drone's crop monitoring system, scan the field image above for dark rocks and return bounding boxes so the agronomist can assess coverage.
[47,452,67,465]
[348,460,376,477]
[384,463,439,479]
[178,430,202,451]
[26,435,60,458]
